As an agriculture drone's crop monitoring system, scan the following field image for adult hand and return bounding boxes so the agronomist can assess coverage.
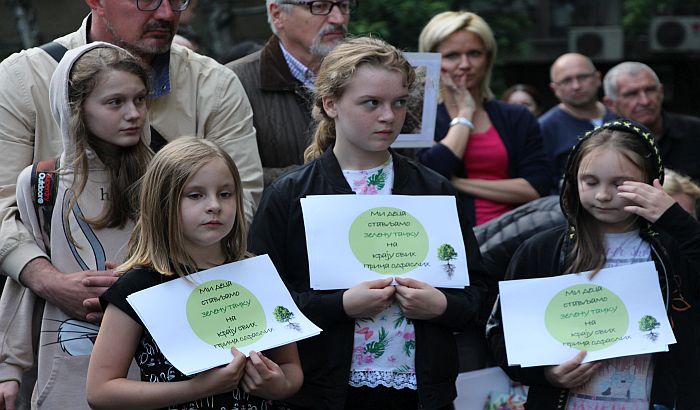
[193,347,246,397]
[342,278,395,318]
[240,351,292,400]
[19,258,119,323]
[618,179,675,223]
[440,71,476,119]
[544,351,601,388]
[0,380,19,410]
[394,277,447,320]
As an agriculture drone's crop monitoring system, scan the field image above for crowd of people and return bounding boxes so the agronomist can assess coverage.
[0,0,699,409]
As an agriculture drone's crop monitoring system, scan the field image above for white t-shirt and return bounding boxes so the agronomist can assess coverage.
[567,230,654,409]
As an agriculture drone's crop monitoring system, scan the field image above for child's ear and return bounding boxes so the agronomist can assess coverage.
[322,97,338,119]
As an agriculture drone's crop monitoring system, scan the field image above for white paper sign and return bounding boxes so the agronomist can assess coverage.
[392,52,441,148]
[301,195,469,289]
[127,255,321,376]
[499,262,674,367]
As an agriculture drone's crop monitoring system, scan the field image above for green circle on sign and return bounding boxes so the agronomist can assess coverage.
[186,280,267,348]
[348,206,429,274]
[545,284,628,351]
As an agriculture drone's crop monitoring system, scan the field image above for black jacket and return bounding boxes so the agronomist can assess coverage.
[418,100,552,225]
[249,148,490,409]
[486,204,700,409]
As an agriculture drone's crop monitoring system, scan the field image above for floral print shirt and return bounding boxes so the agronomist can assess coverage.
[342,158,418,390]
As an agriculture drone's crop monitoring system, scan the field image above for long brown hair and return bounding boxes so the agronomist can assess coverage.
[118,137,249,278]
[303,37,415,162]
[560,124,662,275]
[65,46,152,233]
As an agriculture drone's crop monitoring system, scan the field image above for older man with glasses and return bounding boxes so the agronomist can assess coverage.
[604,61,700,183]
[0,1,262,408]
[538,52,616,192]
[227,0,355,187]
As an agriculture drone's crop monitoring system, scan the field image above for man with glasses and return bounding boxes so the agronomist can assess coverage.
[0,0,262,388]
[538,53,616,192]
[603,61,700,182]
[227,0,354,186]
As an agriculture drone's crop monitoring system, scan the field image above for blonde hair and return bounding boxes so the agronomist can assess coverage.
[303,36,415,162]
[118,138,248,278]
[418,11,497,101]
[662,169,700,198]
[663,169,700,217]
[66,46,152,234]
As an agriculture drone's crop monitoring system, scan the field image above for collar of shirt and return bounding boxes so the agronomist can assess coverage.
[279,41,316,90]
[151,52,171,98]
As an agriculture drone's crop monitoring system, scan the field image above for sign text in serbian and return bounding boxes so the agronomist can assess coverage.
[186,280,270,349]
[349,207,429,274]
[545,284,629,351]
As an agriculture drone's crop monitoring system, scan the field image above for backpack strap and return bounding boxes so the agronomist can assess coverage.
[30,158,60,255]
[39,41,68,63]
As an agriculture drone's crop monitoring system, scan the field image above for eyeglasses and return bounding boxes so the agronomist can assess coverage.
[136,0,190,12]
[553,72,596,87]
[280,0,357,15]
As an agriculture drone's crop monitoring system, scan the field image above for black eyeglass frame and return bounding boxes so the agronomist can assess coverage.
[279,0,358,15]
[136,0,191,12]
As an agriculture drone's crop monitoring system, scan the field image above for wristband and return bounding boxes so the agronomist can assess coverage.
[449,116,475,130]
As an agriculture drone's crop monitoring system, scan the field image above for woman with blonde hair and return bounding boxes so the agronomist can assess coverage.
[417,11,551,226]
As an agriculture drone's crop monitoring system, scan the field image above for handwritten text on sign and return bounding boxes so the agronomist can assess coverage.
[544,284,629,351]
[348,207,429,274]
[185,280,272,348]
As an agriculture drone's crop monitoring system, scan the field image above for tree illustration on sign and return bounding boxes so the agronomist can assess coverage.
[638,314,660,342]
[273,306,301,332]
[437,243,457,278]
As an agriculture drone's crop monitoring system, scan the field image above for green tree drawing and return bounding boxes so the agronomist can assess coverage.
[638,314,660,341]
[437,243,457,278]
[273,305,301,332]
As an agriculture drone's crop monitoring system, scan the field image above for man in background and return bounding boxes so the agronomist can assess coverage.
[227,0,353,186]
[539,53,615,191]
[604,61,700,182]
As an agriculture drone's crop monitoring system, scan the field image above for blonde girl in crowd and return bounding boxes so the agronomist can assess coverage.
[249,37,489,409]
[87,138,302,409]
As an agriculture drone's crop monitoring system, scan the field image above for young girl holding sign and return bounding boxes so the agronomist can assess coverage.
[0,42,151,410]
[86,138,302,409]
[249,37,489,409]
[487,120,700,409]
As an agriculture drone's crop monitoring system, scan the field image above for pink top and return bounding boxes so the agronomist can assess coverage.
[463,125,514,225]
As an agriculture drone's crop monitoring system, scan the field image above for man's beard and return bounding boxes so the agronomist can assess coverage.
[105,19,175,57]
[309,24,347,57]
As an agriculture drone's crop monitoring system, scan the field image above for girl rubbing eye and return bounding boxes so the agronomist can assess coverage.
[488,121,700,409]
